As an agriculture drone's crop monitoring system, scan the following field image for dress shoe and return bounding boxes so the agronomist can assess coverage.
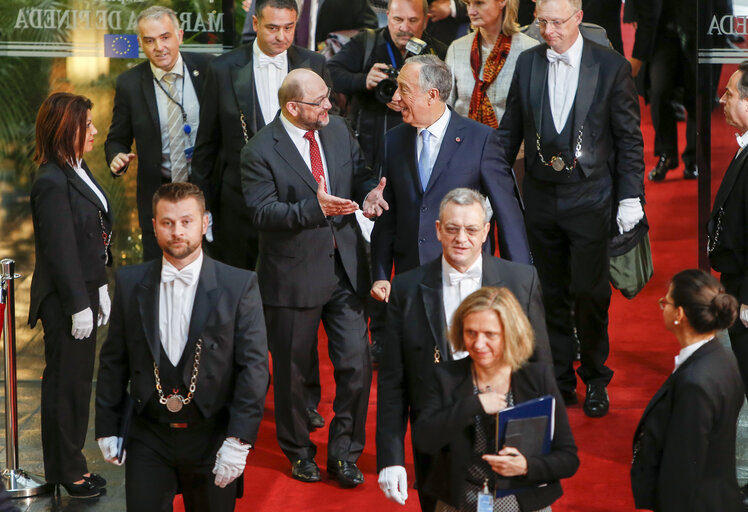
[683,164,698,180]
[56,480,101,498]
[648,155,678,182]
[291,458,321,482]
[327,460,364,487]
[583,384,609,418]
[84,473,106,489]
[306,408,325,430]
[560,388,578,406]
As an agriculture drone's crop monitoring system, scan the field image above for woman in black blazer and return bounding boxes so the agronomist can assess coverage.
[414,287,579,512]
[28,92,113,498]
[631,269,744,512]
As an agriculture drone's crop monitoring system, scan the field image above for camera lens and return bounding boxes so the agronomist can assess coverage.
[375,78,398,104]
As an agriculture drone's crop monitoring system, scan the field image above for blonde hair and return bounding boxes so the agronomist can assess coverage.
[449,287,535,371]
[463,0,520,37]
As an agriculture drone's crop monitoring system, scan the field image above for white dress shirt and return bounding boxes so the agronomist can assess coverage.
[280,113,331,187]
[737,130,748,156]
[547,33,583,133]
[71,159,107,212]
[151,53,200,178]
[417,107,451,173]
[673,338,712,373]
[442,254,483,360]
[253,39,289,123]
[159,251,203,366]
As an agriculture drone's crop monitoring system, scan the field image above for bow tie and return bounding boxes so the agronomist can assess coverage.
[447,268,481,286]
[547,48,571,66]
[161,265,196,286]
[257,54,285,70]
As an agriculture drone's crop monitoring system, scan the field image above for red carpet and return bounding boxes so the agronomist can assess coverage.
[173,19,736,512]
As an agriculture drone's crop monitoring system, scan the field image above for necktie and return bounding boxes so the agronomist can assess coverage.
[257,53,285,70]
[418,130,432,191]
[161,264,196,286]
[546,48,571,65]
[304,131,326,192]
[163,73,189,183]
[295,0,312,49]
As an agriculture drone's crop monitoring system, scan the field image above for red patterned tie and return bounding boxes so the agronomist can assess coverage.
[304,130,327,192]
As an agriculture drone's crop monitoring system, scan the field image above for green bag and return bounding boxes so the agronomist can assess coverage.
[610,230,653,300]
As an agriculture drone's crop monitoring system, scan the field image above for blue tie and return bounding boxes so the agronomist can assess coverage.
[418,129,432,191]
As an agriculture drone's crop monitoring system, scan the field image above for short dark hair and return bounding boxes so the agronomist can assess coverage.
[738,61,748,99]
[34,92,92,167]
[670,269,738,333]
[256,0,298,18]
[152,182,206,216]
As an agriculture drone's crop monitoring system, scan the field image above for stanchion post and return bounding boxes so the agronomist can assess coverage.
[0,258,52,497]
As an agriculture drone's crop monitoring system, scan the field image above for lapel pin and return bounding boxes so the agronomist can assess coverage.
[193,69,199,77]
[455,137,461,142]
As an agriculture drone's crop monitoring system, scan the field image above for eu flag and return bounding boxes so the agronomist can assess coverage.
[104,34,139,58]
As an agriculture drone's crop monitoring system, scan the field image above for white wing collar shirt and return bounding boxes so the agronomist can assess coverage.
[442,254,483,360]
[546,31,583,133]
[254,39,288,124]
[159,250,203,366]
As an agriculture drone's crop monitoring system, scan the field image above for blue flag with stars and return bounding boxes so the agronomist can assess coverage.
[104,34,138,58]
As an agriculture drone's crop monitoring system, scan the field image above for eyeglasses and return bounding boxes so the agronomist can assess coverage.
[535,11,579,28]
[657,297,675,310]
[292,87,332,107]
[442,225,485,237]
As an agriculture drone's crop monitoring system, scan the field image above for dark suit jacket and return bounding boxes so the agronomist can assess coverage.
[414,359,579,511]
[95,256,269,443]
[496,38,644,205]
[104,52,212,236]
[240,115,376,308]
[425,0,469,46]
[370,109,531,282]
[28,160,112,327]
[709,149,748,302]
[191,44,329,218]
[376,255,551,470]
[631,340,744,511]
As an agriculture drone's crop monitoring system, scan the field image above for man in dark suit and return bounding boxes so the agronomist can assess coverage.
[709,62,748,404]
[241,69,379,486]
[191,0,329,271]
[376,187,551,510]
[105,6,212,261]
[368,55,530,304]
[495,0,645,417]
[95,183,269,511]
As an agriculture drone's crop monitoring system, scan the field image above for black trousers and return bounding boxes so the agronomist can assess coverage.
[39,290,98,483]
[649,29,696,168]
[264,254,371,462]
[720,273,748,401]
[524,181,614,393]
[125,416,237,512]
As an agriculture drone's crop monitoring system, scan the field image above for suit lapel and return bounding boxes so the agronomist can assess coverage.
[712,149,748,215]
[272,119,319,192]
[231,46,261,135]
[63,163,107,213]
[573,42,600,137]
[419,259,450,362]
[136,260,162,366]
[318,125,339,196]
[481,256,506,288]
[287,46,312,71]
[183,53,204,104]
[529,48,548,132]
[81,160,111,219]
[427,111,464,192]
[140,65,160,135]
[403,127,421,195]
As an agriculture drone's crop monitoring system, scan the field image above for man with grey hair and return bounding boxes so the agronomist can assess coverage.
[368,54,531,305]
[106,5,213,261]
[376,187,550,510]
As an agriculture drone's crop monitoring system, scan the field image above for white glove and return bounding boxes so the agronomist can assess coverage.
[205,211,214,243]
[616,198,644,234]
[741,304,748,328]
[71,308,94,340]
[212,437,250,488]
[378,465,408,505]
[98,284,111,327]
[97,436,125,465]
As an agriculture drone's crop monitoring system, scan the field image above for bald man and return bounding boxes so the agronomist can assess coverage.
[241,69,379,486]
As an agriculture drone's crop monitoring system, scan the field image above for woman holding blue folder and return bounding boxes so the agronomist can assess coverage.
[414,287,579,511]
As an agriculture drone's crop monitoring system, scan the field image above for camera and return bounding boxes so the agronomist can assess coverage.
[373,37,429,104]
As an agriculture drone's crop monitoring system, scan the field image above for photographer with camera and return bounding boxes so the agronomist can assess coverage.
[329,0,447,174]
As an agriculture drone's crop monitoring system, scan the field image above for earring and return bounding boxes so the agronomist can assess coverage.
[674,320,679,325]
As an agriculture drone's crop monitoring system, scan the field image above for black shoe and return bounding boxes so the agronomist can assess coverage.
[291,458,321,482]
[583,384,609,418]
[306,408,325,430]
[84,473,106,489]
[683,164,698,180]
[560,388,578,406]
[58,480,101,498]
[648,155,678,182]
[327,460,364,487]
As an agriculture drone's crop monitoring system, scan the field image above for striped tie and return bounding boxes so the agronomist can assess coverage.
[163,73,188,182]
